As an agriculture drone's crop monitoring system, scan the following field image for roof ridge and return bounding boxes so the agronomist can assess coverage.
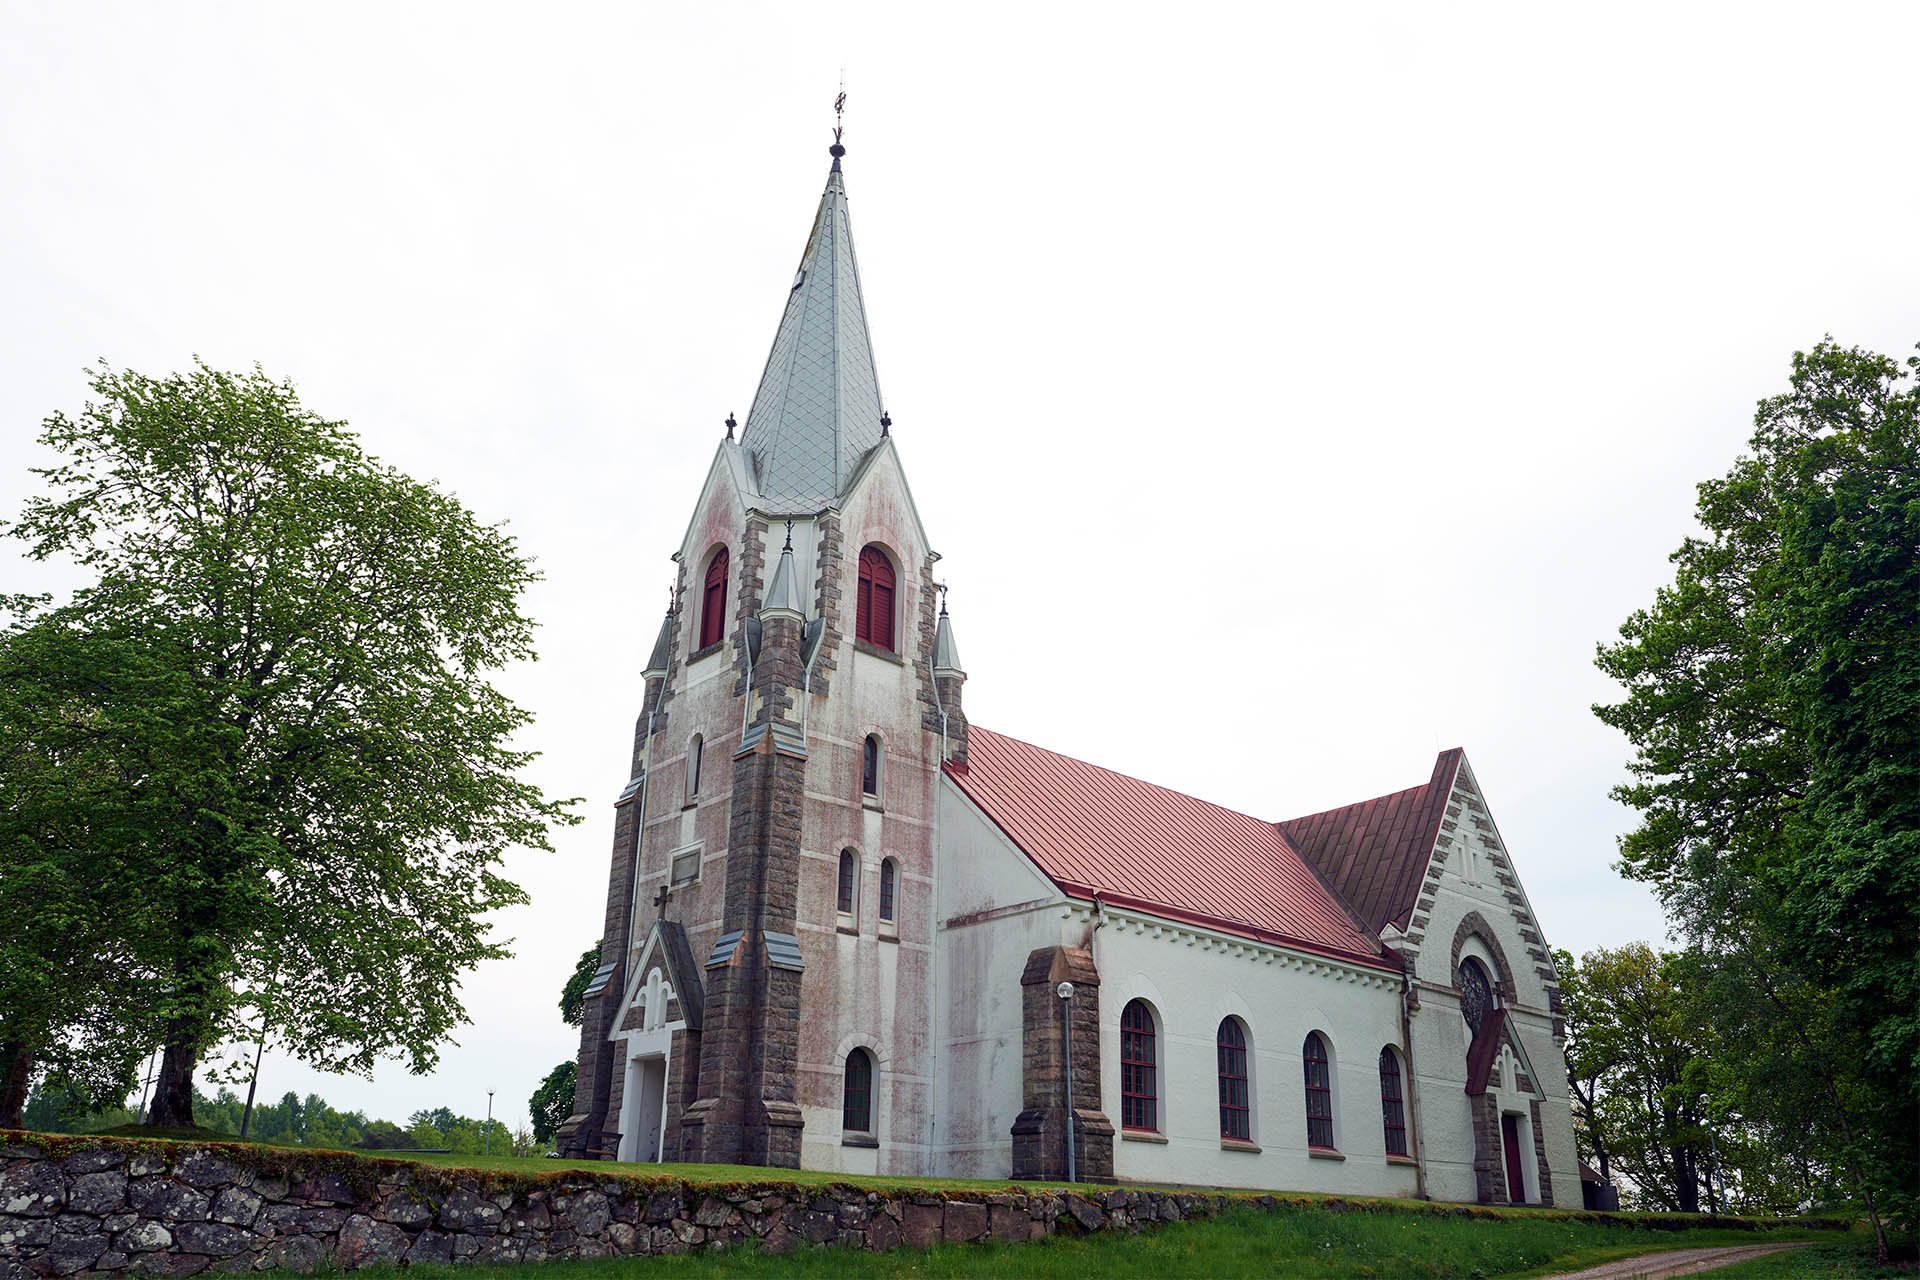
[968,724,1275,824]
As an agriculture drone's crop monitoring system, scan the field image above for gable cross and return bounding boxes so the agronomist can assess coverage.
[653,883,673,920]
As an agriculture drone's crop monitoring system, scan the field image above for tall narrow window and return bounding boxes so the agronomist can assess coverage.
[1380,1047,1408,1157]
[837,849,857,915]
[698,548,729,650]
[862,735,881,797]
[879,858,896,923]
[1217,1018,1250,1141]
[1458,958,1494,1035]
[855,546,895,651]
[686,735,702,800]
[1303,1032,1335,1149]
[1120,1000,1158,1131]
[843,1049,873,1132]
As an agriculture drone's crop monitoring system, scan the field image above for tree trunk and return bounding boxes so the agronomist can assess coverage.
[146,1036,198,1129]
[0,1041,31,1130]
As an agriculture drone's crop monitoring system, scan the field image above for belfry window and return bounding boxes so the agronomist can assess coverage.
[1303,1032,1335,1149]
[856,546,895,651]
[1120,1000,1158,1131]
[1217,1018,1251,1141]
[698,548,729,650]
[843,1049,873,1133]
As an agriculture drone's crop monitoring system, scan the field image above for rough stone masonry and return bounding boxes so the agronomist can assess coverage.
[0,1136,1241,1274]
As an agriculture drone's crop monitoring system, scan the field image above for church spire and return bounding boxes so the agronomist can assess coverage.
[738,109,887,509]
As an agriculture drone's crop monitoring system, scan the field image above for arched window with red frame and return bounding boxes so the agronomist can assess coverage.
[698,548,729,650]
[1379,1046,1408,1157]
[1303,1032,1335,1149]
[856,546,895,651]
[1120,1000,1158,1132]
[1218,1018,1251,1141]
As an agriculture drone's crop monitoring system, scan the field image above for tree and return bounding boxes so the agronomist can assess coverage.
[1,361,577,1128]
[1595,339,1919,1253]
[530,942,599,1147]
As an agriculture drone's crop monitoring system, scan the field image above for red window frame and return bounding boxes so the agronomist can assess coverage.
[1121,1000,1158,1132]
[699,549,729,650]
[856,546,895,651]
[879,858,896,923]
[1303,1032,1335,1149]
[837,849,856,915]
[862,735,880,796]
[1218,1019,1250,1141]
[1379,1047,1408,1156]
[843,1049,873,1132]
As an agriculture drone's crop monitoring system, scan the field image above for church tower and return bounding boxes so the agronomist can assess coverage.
[560,123,962,1175]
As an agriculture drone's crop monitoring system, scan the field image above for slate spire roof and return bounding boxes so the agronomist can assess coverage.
[739,146,887,509]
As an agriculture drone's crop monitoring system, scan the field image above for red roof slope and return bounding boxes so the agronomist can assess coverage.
[947,727,1392,970]
[1279,749,1462,934]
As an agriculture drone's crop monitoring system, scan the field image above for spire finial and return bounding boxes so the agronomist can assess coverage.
[725,411,736,439]
[783,518,794,551]
[937,581,949,616]
[880,410,891,436]
[830,81,847,168]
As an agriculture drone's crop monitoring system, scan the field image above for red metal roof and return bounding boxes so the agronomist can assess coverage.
[946,727,1394,971]
[1279,749,1462,934]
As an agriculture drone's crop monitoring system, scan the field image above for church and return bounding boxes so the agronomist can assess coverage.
[558,126,1579,1207]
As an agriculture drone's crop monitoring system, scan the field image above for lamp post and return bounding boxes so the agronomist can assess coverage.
[485,1091,495,1157]
[1056,981,1076,1184]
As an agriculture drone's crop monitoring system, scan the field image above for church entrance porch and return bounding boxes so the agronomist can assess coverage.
[618,1041,670,1163]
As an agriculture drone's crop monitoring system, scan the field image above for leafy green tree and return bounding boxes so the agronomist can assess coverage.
[1595,339,1919,1255]
[1,362,578,1129]
[530,942,599,1146]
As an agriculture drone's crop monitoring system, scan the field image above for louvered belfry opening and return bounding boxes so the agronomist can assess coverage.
[856,546,894,650]
[699,548,729,649]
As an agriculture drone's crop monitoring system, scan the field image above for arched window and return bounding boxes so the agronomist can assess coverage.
[843,1049,873,1133]
[1120,1000,1158,1131]
[1217,1018,1250,1141]
[1303,1032,1335,1149]
[686,734,703,800]
[862,735,881,797]
[837,849,857,916]
[1458,958,1494,1036]
[879,858,897,923]
[856,546,895,651]
[698,548,729,650]
[1379,1047,1408,1157]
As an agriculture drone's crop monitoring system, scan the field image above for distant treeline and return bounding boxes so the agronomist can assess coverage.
[20,1082,538,1156]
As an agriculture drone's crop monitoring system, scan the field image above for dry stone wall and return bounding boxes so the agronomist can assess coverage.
[1,1135,1238,1274]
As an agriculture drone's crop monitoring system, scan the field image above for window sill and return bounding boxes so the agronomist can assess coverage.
[878,926,899,943]
[841,1134,878,1149]
[681,799,698,810]
[853,640,903,665]
[836,923,860,937]
[1220,1138,1261,1154]
[1308,1146,1345,1161]
[1386,1154,1417,1166]
[861,796,884,812]
[689,641,726,664]
[1121,1130,1167,1144]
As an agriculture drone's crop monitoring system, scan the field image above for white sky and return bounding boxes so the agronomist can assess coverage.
[4,2,1917,1135]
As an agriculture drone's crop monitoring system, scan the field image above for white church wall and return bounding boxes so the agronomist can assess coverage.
[933,777,1071,1179]
[1093,912,1419,1198]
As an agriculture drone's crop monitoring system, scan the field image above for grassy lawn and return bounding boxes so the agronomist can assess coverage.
[339,1202,1851,1280]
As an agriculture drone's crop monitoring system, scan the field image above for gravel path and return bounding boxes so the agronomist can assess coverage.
[1544,1242,1813,1279]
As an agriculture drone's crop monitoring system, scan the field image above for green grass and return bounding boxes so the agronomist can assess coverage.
[1705,1236,1914,1279]
[337,1203,1851,1280]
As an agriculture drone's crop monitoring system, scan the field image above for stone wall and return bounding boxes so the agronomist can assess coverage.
[0,1135,1228,1274]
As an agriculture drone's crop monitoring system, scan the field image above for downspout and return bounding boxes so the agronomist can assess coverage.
[798,619,825,747]
[623,696,663,958]
[1401,970,1430,1200]
[927,653,948,763]
[926,650,947,1172]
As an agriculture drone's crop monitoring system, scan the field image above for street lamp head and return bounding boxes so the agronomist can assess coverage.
[1056,981,1075,1000]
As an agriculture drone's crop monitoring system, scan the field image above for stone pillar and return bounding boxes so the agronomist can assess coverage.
[1471,1094,1504,1203]
[681,610,809,1168]
[1010,946,1114,1182]
[1529,1099,1556,1207]
[934,670,969,766]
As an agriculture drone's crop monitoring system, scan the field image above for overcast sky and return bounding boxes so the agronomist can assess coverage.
[5,3,1917,1135]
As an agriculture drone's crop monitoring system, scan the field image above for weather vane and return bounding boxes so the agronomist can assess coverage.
[834,78,846,146]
